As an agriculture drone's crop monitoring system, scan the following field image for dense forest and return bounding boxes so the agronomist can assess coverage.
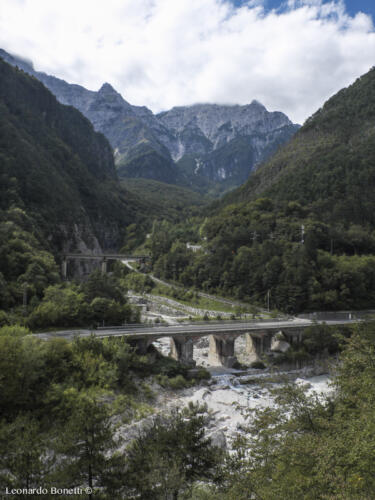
[149,67,375,313]
[0,55,215,325]
[0,57,146,324]
[0,323,220,499]
[0,58,200,326]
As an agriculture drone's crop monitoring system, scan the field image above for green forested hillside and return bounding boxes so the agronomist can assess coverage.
[225,67,375,225]
[0,58,145,319]
[0,57,142,250]
[149,68,375,312]
[121,178,208,218]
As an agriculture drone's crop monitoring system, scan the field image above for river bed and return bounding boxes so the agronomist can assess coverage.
[168,371,333,450]
[117,337,334,452]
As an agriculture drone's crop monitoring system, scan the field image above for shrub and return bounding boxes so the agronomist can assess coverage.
[0,311,9,327]
[196,368,211,380]
[168,374,189,390]
[0,324,31,337]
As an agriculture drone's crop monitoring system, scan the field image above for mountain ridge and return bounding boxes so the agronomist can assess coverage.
[222,66,375,223]
[0,48,299,193]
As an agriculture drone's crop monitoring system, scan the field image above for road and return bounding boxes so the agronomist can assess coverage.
[122,260,257,309]
[34,318,360,342]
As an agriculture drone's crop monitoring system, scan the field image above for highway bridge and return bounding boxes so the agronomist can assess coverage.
[61,253,149,278]
[35,318,360,368]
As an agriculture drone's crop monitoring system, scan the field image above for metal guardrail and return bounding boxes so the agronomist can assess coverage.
[96,324,155,330]
[96,318,294,330]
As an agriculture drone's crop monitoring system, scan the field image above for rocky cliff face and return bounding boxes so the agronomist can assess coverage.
[157,102,299,190]
[158,101,292,157]
[1,48,299,193]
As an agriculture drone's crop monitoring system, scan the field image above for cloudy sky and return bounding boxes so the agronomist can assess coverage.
[1,0,374,123]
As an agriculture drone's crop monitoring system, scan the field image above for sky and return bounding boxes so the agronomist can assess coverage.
[0,0,375,123]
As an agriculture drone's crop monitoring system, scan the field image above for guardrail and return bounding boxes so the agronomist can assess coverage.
[95,318,296,330]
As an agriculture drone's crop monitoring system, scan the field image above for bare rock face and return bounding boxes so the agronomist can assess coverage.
[0,48,299,192]
[157,102,299,189]
[158,100,291,153]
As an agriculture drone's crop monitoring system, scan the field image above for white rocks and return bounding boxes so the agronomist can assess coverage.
[271,338,291,353]
[295,378,312,389]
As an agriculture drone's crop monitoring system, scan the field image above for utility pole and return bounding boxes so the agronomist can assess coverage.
[22,283,28,315]
[267,289,270,312]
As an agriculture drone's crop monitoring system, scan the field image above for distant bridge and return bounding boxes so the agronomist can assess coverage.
[61,253,149,278]
[35,318,360,368]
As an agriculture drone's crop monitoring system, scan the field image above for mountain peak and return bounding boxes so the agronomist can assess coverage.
[249,99,266,110]
[98,82,117,94]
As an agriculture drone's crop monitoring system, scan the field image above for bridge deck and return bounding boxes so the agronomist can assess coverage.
[63,254,149,260]
[34,319,359,342]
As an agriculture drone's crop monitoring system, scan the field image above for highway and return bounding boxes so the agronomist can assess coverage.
[34,318,360,342]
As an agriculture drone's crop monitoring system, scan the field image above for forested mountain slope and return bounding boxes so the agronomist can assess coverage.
[149,68,375,313]
[0,57,141,252]
[0,57,145,315]
[224,67,375,228]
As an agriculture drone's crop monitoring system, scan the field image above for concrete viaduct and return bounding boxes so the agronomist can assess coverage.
[61,254,149,279]
[35,319,358,368]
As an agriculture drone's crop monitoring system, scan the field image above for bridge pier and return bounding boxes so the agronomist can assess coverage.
[101,258,108,274]
[208,334,239,368]
[170,337,195,366]
[245,332,275,359]
[283,330,303,347]
[246,333,261,358]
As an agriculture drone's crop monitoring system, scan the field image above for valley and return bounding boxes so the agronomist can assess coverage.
[1,45,375,499]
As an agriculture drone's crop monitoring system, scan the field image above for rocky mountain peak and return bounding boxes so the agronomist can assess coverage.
[248,99,266,110]
[98,82,117,94]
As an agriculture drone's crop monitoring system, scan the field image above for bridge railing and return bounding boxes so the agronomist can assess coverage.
[62,254,150,260]
[95,318,297,330]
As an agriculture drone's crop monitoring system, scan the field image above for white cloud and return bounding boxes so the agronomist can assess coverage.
[0,0,374,123]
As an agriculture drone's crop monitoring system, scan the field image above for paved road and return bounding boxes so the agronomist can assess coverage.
[34,318,360,342]
[122,260,257,309]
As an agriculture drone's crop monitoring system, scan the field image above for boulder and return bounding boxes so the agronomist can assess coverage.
[271,338,291,353]
[209,430,227,450]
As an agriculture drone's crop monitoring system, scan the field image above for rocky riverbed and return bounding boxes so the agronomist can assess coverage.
[116,317,334,452]
[168,371,333,450]
[116,365,334,452]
